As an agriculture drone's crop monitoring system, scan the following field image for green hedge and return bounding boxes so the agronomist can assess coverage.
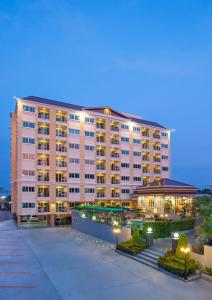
[116,240,148,256]
[158,251,199,277]
[142,219,195,239]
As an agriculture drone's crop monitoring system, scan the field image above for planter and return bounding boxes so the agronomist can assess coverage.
[201,272,212,283]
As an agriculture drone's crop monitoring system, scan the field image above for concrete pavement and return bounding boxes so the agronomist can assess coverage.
[0,222,211,300]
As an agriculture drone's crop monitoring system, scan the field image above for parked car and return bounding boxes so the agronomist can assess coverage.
[21,216,28,222]
[29,215,39,222]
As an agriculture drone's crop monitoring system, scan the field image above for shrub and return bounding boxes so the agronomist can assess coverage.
[203,267,212,276]
[132,225,140,245]
[117,239,148,256]
[141,219,195,239]
[176,234,189,258]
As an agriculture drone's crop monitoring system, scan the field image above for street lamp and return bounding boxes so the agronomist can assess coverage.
[147,227,153,246]
[181,247,190,280]
[113,227,121,245]
[172,232,179,251]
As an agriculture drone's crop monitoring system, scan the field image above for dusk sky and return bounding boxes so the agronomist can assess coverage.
[1,0,211,191]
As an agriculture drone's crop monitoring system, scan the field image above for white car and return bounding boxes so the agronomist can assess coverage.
[29,215,39,222]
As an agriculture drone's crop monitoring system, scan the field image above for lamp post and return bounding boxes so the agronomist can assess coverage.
[172,232,179,252]
[146,227,153,247]
[181,247,190,280]
[113,227,121,245]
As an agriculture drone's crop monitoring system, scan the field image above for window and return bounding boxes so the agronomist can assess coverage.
[85,117,95,123]
[162,167,169,171]
[162,132,168,137]
[133,139,140,144]
[121,124,129,130]
[121,189,130,194]
[22,153,35,160]
[121,137,129,142]
[121,163,130,168]
[69,173,80,178]
[85,131,95,137]
[22,186,35,192]
[121,150,129,155]
[69,128,80,135]
[23,121,35,128]
[22,137,35,144]
[85,174,95,179]
[23,105,35,113]
[69,143,80,149]
[69,158,80,163]
[85,188,95,193]
[22,202,35,209]
[85,159,95,165]
[133,164,141,169]
[69,114,80,121]
[133,127,140,132]
[85,145,94,151]
[69,188,80,193]
[133,177,141,181]
[162,143,168,149]
[133,151,141,156]
[22,170,35,176]
[121,176,130,181]
[162,155,168,160]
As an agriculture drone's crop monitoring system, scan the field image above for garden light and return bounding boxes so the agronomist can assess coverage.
[173,232,179,239]
[81,213,86,219]
[92,215,96,221]
[147,227,153,234]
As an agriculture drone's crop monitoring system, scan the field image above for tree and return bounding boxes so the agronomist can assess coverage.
[176,234,189,258]
[132,225,140,245]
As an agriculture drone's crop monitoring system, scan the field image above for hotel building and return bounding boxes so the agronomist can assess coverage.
[11,96,171,224]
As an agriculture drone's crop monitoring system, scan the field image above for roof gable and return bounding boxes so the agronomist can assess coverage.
[83,107,130,119]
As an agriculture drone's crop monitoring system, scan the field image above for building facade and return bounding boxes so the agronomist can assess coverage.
[11,96,171,224]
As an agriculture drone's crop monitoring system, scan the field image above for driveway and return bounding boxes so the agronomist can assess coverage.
[0,224,211,300]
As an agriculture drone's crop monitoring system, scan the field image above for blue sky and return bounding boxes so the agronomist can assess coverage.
[0,0,212,190]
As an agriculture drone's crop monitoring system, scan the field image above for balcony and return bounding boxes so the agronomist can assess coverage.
[96,136,105,143]
[56,207,68,213]
[38,128,49,135]
[111,193,120,198]
[154,158,161,162]
[153,146,161,151]
[38,191,49,197]
[111,165,120,171]
[56,115,67,123]
[142,157,150,162]
[97,193,105,198]
[38,112,49,120]
[142,144,149,150]
[38,159,49,166]
[96,123,105,130]
[38,143,49,151]
[110,125,119,132]
[56,177,67,183]
[97,179,105,184]
[154,170,161,175]
[97,151,105,157]
[153,134,160,139]
[37,175,49,182]
[56,161,67,167]
[142,132,149,137]
[111,153,119,158]
[56,145,67,152]
[56,191,67,198]
[111,139,119,145]
[56,131,67,138]
[96,164,105,170]
[143,168,150,174]
[111,179,120,185]
[38,205,49,213]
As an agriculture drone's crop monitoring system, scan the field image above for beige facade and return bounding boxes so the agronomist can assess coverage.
[11,96,171,223]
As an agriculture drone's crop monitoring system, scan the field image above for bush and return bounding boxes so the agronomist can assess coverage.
[132,225,141,244]
[141,218,195,239]
[176,234,188,258]
[158,250,199,277]
[203,267,212,276]
[117,239,148,256]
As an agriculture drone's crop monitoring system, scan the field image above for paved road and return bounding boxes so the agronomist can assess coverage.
[0,222,211,300]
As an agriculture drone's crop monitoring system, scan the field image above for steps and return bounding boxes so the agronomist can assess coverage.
[134,248,164,270]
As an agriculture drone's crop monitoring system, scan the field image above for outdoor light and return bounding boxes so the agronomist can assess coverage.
[0,196,6,199]
[147,227,153,234]
[81,213,86,219]
[173,232,179,239]
[113,227,121,234]
[113,220,118,226]
[154,208,157,213]
[165,214,168,217]
[181,247,190,280]
[160,214,164,218]
[92,215,96,221]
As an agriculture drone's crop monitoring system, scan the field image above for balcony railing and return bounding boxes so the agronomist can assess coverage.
[56,161,67,167]
[38,144,49,151]
[154,158,161,162]
[56,207,68,213]
[154,170,161,174]
[38,206,49,213]
[142,144,149,149]
[110,125,119,132]
[97,179,105,184]
[38,112,49,120]
[38,191,49,197]
[111,193,120,198]
[38,128,49,135]
[111,166,120,171]
[96,123,105,129]
[97,151,105,157]
[143,169,150,173]
[56,192,67,198]
[111,180,120,184]
[96,137,105,143]
[142,157,150,161]
[111,153,119,158]
[56,177,67,183]
[97,193,105,198]
[56,146,67,152]
[142,132,149,137]
[153,134,160,139]
[56,116,67,122]
[111,139,119,145]
[96,165,106,170]
[38,159,49,166]
[153,146,161,151]
[56,131,67,137]
[38,175,49,182]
